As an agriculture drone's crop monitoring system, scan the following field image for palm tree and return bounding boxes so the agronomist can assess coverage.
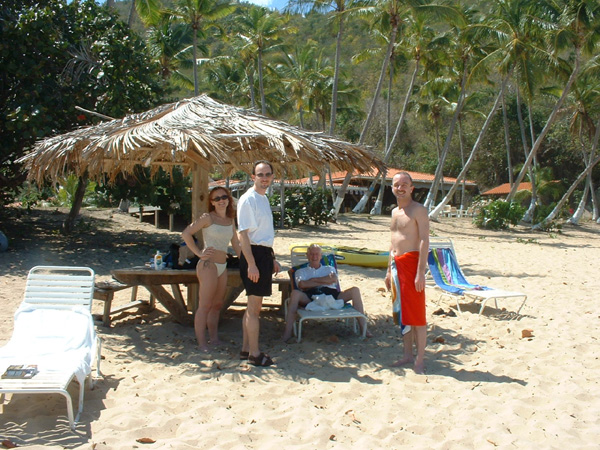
[276,44,323,128]
[428,76,513,219]
[563,60,600,223]
[146,14,194,89]
[422,6,488,213]
[332,0,461,216]
[237,6,295,116]
[287,0,367,136]
[350,25,407,213]
[168,0,235,96]
[429,0,548,219]
[507,0,600,203]
[202,57,247,105]
[534,119,600,229]
[134,0,166,31]
[135,0,234,96]
[232,34,259,109]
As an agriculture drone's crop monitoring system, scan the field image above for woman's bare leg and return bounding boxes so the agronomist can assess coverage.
[196,261,218,351]
[207,270,228,345]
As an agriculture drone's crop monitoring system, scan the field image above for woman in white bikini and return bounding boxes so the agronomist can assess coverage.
[182,187,241,351]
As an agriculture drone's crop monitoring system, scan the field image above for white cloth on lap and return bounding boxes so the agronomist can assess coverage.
[305,294,344,311]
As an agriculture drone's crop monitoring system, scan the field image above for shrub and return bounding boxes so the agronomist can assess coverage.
[474,199,525,230]
[270,187,334,228]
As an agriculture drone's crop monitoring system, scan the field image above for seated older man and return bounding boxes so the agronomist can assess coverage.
[282,244,371,342]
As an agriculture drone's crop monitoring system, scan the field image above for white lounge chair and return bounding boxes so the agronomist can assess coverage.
[427,239,527,316]
[0,266,102,430]
[286,246,367,342]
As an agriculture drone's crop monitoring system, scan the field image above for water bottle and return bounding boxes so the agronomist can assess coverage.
[154,251,163,270]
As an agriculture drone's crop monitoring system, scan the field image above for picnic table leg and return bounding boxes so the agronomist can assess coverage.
[102,292,113,327]
[145,285,192,325]
[187,284,199,312]
[170,283,186,308]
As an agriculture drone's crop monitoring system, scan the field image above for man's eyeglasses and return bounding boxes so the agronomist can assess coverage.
[211,194,229,202]
[255,172,273,178]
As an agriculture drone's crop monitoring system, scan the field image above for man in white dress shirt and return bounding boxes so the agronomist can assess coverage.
[237,161,281,366]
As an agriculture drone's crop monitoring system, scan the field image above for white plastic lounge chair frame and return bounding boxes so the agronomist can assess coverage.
[287,246,367,342]
[428,239,528,316]
[0,266,102,430]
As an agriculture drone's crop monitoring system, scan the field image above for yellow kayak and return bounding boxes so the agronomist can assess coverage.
[290,243,389,268]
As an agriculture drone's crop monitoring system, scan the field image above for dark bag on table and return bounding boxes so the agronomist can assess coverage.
[226,253,239,268]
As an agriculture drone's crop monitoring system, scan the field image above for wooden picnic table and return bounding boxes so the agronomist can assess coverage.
[111,267,291,325]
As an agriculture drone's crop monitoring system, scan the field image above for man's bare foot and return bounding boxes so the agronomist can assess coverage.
[209,339,224,347]
[365,330,374,338]
[281,333,294,343]
[391,356,414,367]
[414,360,426,374]
[198,344,210,352]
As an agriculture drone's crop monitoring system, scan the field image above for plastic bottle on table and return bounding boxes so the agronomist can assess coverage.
[154,251,163,270]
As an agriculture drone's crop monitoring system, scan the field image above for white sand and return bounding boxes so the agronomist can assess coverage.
[1,210,599,448]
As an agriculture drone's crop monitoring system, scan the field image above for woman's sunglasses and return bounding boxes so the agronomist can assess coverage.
[211,194,229,202]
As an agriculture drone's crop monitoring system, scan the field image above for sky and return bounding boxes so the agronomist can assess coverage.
[242,0,288,11]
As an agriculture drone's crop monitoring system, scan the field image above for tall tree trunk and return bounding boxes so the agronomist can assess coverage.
[332,24,399,217]
[534,156,600,229]
[329,15,344,136]
[352,58,420,214]
[508,48,581,201]
[568,180,589,224]
[514,88,536,222]
[386,57,394,150]
[62,175,88,235]
[569,126,599,224]
[247,70,257,110]
[192,31,199,96]
[458,118,466,210]
[370,169,387,215]
[106,0,116,9]
[258,48,266,115]
[429,74,510,220]
[522,102,538,222]
[502,91,513,186]
[534,115,600,229]
[128,1,137,28]
[590,178,599,221]
[424,61,469,210]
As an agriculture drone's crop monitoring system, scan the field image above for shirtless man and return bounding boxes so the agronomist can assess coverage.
[384,172,429,374]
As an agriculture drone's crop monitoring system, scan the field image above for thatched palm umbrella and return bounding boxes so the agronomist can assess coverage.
[19,95,383,225]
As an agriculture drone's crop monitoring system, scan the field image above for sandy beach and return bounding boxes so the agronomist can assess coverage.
[1,207,599,449]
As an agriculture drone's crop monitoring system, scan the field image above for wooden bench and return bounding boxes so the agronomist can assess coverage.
[93,281,155,326]
[128,206,161,228]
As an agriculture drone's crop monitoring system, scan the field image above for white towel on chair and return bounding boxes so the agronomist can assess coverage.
[305,294,344,311]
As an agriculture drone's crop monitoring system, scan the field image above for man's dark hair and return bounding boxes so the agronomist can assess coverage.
[252,160,274,175]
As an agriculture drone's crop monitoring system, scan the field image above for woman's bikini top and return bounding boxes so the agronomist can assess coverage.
[202,222,233,252]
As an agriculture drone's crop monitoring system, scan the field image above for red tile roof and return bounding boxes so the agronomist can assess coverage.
[289,166,474,185]
[481,182,532,196]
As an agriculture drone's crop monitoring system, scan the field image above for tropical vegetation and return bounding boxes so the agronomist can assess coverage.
[1,0,599,230]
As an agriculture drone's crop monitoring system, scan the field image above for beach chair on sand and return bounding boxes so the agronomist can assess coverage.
[0,266,102,430]
[427,239,527,316]
[286,246,367,342]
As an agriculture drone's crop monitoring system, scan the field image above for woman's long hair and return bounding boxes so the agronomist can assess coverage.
[207,186,235,218]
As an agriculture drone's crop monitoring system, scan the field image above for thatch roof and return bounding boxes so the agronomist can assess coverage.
[18,94,383,184]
